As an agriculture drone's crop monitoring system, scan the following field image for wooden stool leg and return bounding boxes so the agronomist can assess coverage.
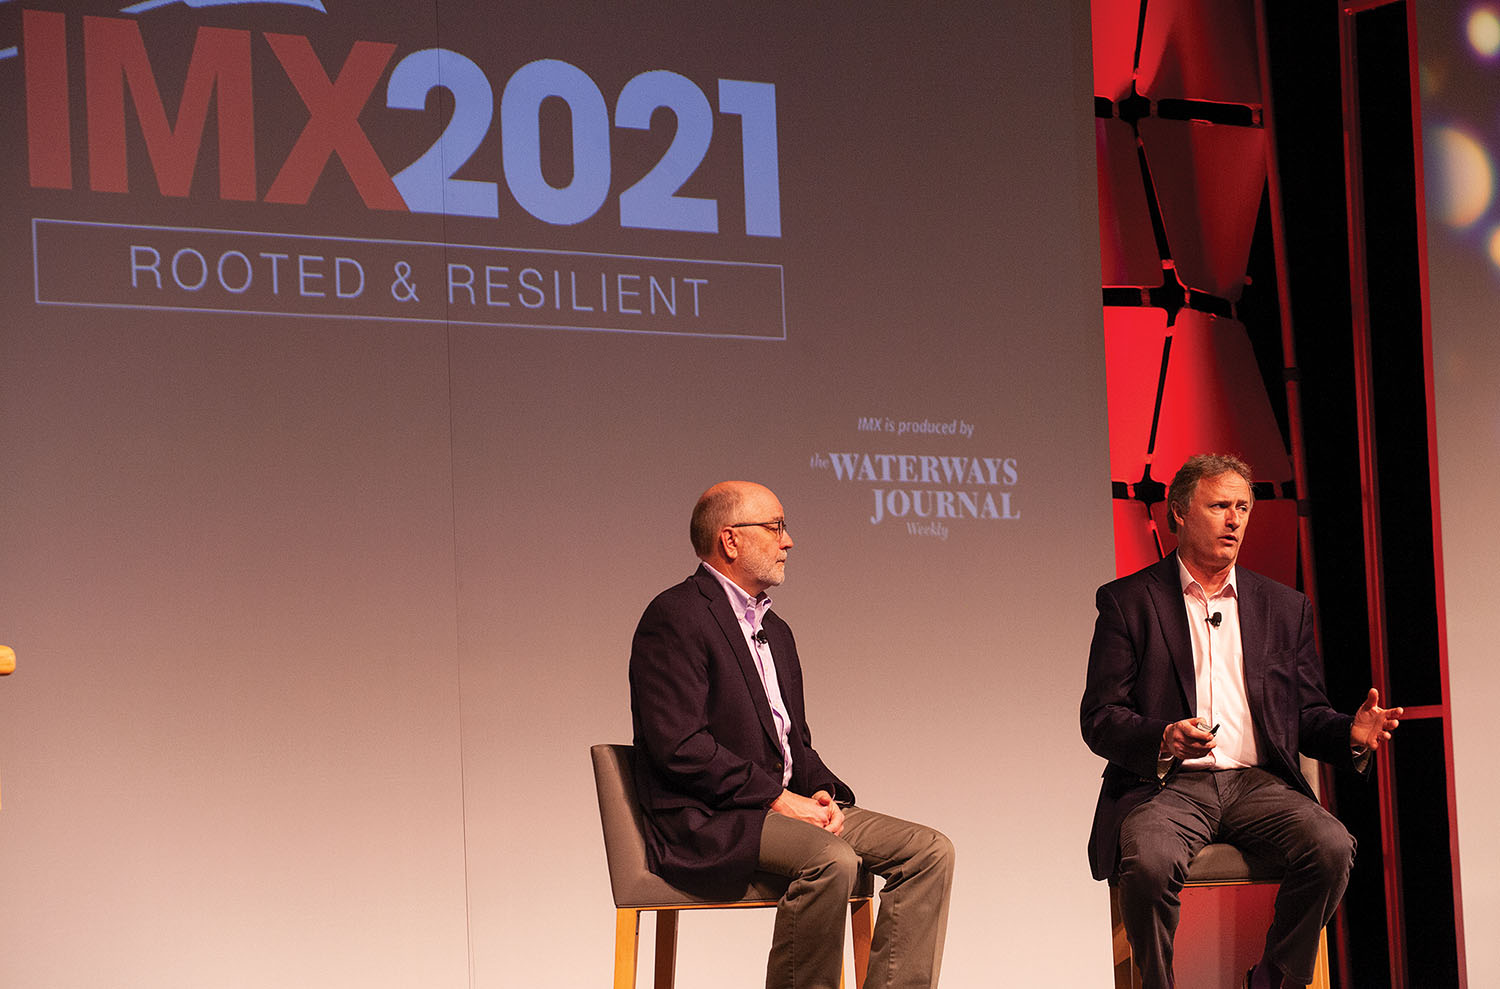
[849,895,873,989]
[653,909,679,989]
[614,909,640,989]
[1310,927,1331,989]
[1108,885,1142,989]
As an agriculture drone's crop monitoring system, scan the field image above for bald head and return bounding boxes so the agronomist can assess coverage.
[691,481,776,556]
[690,481,793,595]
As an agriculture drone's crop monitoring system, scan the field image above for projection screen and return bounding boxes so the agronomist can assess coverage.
[0,3,1114,985]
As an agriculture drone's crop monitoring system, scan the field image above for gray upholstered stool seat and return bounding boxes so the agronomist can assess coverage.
[592,743,874,989]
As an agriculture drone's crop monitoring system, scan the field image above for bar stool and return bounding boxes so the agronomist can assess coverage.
[1109,842,1331,989]
[591,743,874,989]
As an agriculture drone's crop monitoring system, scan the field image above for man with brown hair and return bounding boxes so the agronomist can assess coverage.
[1082,454,1401,989]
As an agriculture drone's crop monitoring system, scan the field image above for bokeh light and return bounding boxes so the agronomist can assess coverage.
[1429,125,1494,228]
[1486,225,1500,268]
[1469,7,1500,57]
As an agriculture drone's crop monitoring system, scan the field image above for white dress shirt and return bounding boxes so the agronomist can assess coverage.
[1178,557,1261,770]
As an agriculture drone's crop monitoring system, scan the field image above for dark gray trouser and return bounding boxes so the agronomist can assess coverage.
[757,805,955,989]
[1115,767,1355,989]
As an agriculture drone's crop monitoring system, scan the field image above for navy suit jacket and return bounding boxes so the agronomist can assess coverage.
[1080,553,1358,881]
[629,565,854,895]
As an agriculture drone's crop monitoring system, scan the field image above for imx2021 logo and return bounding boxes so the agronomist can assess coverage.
[2,0,785,237]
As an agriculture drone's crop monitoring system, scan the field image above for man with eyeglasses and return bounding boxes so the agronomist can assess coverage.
[630,480,955,989]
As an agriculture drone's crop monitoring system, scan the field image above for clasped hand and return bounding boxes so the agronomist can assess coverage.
[771,788,845,835]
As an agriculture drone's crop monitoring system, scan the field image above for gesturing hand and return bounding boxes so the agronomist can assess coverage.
[1350,688,1402,751]
[1162,718,1217,760]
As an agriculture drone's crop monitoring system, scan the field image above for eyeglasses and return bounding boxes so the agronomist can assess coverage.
[729,519,789,535]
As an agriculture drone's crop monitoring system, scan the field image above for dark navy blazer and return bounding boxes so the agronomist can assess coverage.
[629,565,854,896]
[1080,553,1357,881]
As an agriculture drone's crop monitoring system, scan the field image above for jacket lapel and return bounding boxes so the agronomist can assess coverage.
[1147,553,1196,713]
[1236,567,1269,723]
[762,618,802,726]
[693,567,782,748]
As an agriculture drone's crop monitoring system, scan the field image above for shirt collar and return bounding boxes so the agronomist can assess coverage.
[1176,554,1239,600]
[702,562,773,624]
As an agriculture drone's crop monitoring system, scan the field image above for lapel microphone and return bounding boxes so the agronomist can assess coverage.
[753,629,769,644]
[1206,612,1223,628]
